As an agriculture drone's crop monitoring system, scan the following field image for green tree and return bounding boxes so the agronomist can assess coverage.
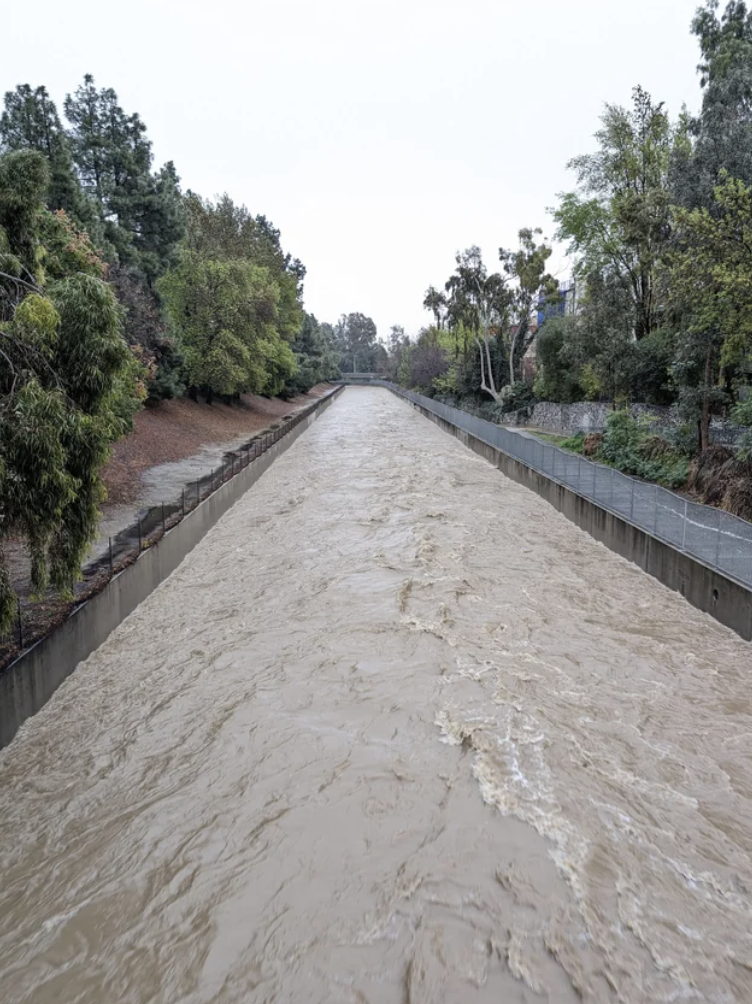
[158,251,295,400]
[422,286,447,328]
[282,312,340,396]
[64,75,184,277]
[534,315,586,403]
[554,86,674,340]
[444,246,509,399]
[335,312,381,373]
[183,193,303,340]
[499,227,558,385]
[0,149,141,631]
[672,1,752,210]
[671,173,752,448]
[0,84,99,236]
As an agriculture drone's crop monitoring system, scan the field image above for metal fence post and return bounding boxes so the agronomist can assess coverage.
[629,480,635,521]
[162,502,166,535]
[715,512,722,568]
[138,517,142,552]
[17,598,23,650]
[653,486,659,536]
[196,479,200,506]
[182,489,185,517]
[681,499,688,550]
[109,536,114,578]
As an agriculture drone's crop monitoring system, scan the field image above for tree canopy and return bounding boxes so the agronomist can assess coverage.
[0,149,141,631]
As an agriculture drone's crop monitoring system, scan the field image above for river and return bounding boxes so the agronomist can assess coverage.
[1,386,751,1003]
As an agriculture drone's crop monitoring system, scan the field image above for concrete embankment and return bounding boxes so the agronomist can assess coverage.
[388,387,752,642]
[0,388,343,750]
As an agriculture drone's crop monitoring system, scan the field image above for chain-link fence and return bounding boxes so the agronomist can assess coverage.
[368,381,752,590]
[2,387,343,668]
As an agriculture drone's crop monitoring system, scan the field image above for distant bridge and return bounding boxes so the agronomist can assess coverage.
[335,373,388,384]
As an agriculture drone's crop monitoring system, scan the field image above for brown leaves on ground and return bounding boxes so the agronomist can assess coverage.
[688,446,752,521]
[102,387,328,506]
[582,433,603,458]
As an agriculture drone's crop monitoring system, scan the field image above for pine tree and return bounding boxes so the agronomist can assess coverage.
[0,84,104,242]
[64,75,184,276]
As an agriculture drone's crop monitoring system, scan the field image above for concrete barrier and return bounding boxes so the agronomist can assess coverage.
[399,395,752,643]
[0,389,343,750]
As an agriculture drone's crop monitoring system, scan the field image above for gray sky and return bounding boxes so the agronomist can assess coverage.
[4,0,702,339]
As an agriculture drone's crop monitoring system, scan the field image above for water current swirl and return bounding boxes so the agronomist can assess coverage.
[1,387,751,1003]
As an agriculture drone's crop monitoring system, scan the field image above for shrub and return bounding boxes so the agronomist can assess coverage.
[599,411,690,488]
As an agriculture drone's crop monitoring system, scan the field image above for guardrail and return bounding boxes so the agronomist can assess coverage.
[363,381,752,590]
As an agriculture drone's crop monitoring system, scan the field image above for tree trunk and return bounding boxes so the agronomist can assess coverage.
[509,332,517,387]
[699,344,713,452]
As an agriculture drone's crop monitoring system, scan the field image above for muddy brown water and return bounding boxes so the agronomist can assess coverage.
[1,387,751,1003]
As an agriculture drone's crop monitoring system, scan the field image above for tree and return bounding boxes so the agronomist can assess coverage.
[0,149,141,631]
[282,312,340,396]
[441,238,554,403]
[109,264,185,400]
[389,324,406,354]
[158,251,295,400]
[405,328,449,393]
[534,315,586,403]
[335,312,380,373]
[443,246,509,401]
[499,227,558,385]
[672,2,752,210]
[183,193,302,339]
[554,86,674,340]
[0,84,98,234]
[422,286,447,328]
[64,75,184,277]
[671,173,752,448]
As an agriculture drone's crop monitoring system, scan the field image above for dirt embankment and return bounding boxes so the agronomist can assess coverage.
[103,386,329,507]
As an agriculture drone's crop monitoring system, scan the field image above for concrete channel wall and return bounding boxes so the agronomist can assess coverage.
[390,389,752,643]
[0,389,343,750]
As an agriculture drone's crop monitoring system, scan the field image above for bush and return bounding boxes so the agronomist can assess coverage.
[599,411,690,488]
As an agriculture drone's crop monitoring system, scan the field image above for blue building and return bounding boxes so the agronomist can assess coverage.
[537,279,577,327]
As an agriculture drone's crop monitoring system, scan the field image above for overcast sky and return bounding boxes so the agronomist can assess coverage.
[4,0,703,339]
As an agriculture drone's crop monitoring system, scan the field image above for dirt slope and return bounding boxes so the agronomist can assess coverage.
[102,387,328,506]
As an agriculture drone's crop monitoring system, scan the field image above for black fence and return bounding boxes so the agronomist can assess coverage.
[2,386,343,668]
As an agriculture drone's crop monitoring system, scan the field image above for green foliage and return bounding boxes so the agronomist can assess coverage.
[672,2,752,211]
[0,149,141,628]
[559,432,587,452]
[630,328,676,405]
[64,75,185,277]
[158,193,306,402]
[534,315,585,403]
[282,313,340,397]
[599,411,691,487]
[731,396,752,458]
[159,251,295,399]
[422,286,447,328]
[0,84,100,235]
[335,312,385,373]
[668,173,752,447]
[553,86,674,340]
[499,228,558,385]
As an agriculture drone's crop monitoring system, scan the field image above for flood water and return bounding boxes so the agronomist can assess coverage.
[1,386,751,1003]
